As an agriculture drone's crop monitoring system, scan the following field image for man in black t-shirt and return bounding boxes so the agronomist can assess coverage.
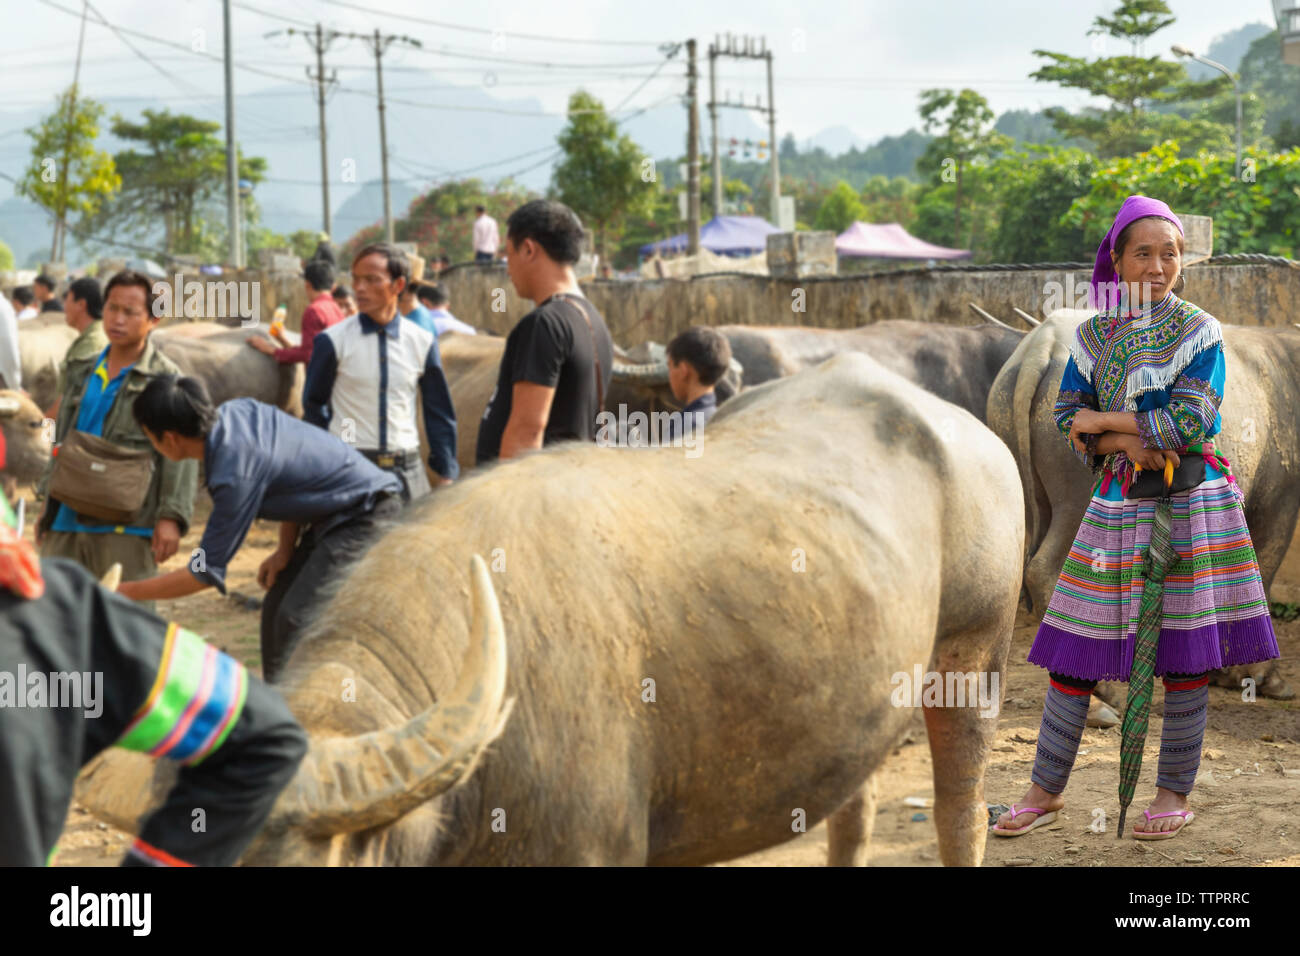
[476,200,614,465]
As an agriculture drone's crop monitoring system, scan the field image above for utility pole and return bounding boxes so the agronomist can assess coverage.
[686,39,701,255]
[268,25,341,237]
[312,25,335,238]
[708,37,721,220]
[52,0,88,262]
[222,0,242,267]
[709,34,781,226]
[764,41,781,228]
[339,29,421,243]
[374,30,392,243]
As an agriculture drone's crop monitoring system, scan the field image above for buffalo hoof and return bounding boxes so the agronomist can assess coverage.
[1086,695,1119,728]
[1209,663,1295,700]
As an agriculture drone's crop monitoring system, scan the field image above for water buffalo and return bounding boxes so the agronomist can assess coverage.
[615,322,1026,425]
[16,323,78,412]
[986,311,1298,699]
[153,322,304,416]
[77,352,1025,866]
[0,391,49,494]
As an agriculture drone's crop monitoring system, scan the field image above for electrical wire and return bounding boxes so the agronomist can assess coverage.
[37,0,317,88]
[229,1,316,29]
[315,0,670,47]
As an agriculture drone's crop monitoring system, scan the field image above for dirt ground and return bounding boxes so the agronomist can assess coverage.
[32,489,1299,868]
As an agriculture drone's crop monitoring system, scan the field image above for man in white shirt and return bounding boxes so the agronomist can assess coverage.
[472,205,499,264]
[303,243,458,502]
[0,291,21,392]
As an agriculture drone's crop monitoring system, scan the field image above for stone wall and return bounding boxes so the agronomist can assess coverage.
[438,260,1300,347]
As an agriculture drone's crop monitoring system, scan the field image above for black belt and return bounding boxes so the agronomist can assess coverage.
[360,448,418,469]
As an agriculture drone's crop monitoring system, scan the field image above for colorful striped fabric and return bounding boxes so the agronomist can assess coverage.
[116,623,249,766]
[126,838,195,867]
[1029,476,1279,681]
[1155,677,1210,794]
[1030,683,1091,795]
[1069,294,1223,413]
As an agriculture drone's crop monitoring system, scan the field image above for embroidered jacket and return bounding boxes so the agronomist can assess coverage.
[1053,293,1225,477]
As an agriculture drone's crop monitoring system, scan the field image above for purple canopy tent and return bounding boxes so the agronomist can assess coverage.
[834,221,970,260]
[639,215,781,257]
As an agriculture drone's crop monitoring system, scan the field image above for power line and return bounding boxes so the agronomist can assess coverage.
[230,0,316,29]
[81,0,208,98]
[402,44,667,70]
[37,0,316,89]
[611,45,680,113]
[314,0,669,48]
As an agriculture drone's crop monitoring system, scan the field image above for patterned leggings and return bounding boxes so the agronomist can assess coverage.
[1031,671,1210,796]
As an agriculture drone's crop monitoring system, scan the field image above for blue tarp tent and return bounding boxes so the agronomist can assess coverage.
[640,215,781,257]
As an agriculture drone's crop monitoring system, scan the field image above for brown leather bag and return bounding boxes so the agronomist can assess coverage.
[48,430,155,524]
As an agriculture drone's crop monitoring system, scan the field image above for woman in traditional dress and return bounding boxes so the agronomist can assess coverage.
[993,195,1279,840]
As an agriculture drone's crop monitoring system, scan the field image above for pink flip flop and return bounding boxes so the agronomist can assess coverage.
[991,804,1058,837]
[1132,809,1194,841]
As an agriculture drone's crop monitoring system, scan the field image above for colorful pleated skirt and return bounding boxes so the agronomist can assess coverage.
[1028,461,1279,681]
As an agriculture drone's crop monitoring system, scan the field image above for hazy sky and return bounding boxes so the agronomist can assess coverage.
[1,0,1283,150]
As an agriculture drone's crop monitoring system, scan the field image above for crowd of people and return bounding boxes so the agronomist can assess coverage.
[0,197,733,865]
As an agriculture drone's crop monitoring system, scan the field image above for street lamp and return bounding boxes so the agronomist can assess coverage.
[1171,45,1242,179]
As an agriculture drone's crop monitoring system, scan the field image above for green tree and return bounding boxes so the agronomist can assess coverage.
[1239,29,1300,150]
[286,229,325,261]
[398,177,532,265]
[1030,0,1233,157]
[859,175,921,229]
[1063,140,1300,257]
[15,85,120,262]
[0,240,12,271]
[89,109,266,258]
[340,178,535,266]
[986,146,1098,262]
[916,88,1010,243]
[551,90,657,259]
[812,180,867,232]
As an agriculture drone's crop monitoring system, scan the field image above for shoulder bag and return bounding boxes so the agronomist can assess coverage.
[1126,454,1205,499]
[48,367,156,523]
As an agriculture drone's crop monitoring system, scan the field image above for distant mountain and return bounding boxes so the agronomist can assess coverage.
[804,125,870,155]
[331,179,420,240]
[1182,22,1272,79]
[0,196,56,268]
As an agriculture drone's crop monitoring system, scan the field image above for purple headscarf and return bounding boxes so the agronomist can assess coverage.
[1089,195,1184,311]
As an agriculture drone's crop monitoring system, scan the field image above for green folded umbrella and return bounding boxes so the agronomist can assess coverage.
[1116,463,1178,837]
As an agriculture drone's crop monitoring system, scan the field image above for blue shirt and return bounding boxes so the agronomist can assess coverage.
[52,347,152,537]
[666,391,718,441]
[402,304,437,336]
[192,398,403,593]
